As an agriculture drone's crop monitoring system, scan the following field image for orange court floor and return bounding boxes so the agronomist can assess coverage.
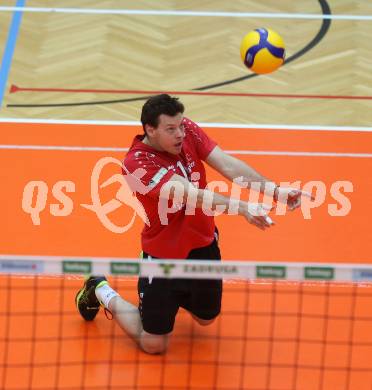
[1,121,372,389]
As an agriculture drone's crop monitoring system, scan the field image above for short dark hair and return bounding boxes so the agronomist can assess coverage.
[141,94,184,133]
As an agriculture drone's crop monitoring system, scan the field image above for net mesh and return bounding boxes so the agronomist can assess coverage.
[1,256,372,390]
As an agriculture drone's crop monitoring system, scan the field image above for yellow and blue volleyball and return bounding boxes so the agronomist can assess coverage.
[240,28,285,74]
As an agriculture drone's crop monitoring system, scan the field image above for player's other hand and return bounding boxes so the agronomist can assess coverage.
[244,203,274,230]
[275,187,314,211]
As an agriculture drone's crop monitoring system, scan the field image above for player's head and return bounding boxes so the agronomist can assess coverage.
[141,94,185,155]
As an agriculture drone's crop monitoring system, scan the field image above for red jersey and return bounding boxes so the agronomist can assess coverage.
[123,118,217,259]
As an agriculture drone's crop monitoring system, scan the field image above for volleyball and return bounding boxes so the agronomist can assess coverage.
[240,28,285,74]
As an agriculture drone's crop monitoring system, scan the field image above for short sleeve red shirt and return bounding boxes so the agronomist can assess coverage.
[123,117,217,259]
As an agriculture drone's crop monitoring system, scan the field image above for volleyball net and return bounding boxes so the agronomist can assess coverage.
[1,255,372,390]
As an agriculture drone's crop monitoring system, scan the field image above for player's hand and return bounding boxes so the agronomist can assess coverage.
[244,202,274,230]
[275,187,314,211]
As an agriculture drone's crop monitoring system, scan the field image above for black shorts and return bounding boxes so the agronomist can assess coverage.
[138,235,222,335]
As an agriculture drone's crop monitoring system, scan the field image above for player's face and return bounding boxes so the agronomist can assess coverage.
[151,113,185,155]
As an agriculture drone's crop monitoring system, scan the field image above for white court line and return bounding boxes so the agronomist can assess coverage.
[0,145,129,152]
[0,118,372,133]
[227,150,372,158]
[1,144,371,158]
[0,7,371,21]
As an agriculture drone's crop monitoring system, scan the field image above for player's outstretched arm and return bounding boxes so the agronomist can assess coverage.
[163,174,273,230]
[206,146,313,211]
[206,145,276,193]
